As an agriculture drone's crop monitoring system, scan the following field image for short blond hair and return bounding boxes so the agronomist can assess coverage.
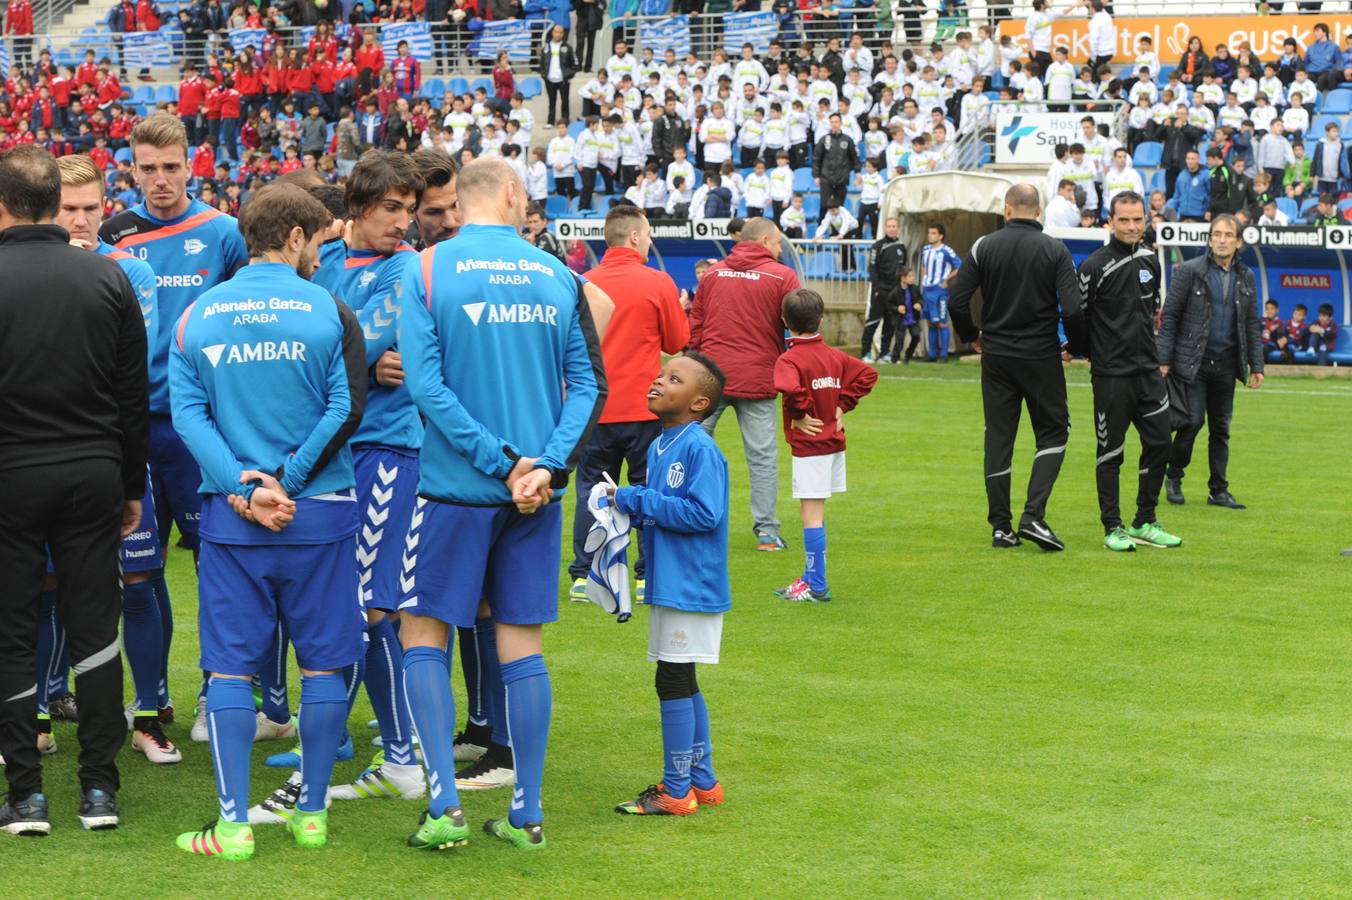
[57,154,104,193]
[130,113,189,159]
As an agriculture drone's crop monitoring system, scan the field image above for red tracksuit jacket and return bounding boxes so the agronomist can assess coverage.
[773,334,877,457]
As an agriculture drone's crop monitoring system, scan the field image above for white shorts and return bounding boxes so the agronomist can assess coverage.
[791,451,846,499]
[647,606,723,664]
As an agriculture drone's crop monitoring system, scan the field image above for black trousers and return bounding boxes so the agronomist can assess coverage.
[0,459,126,802]
[1092,371,1172,531]
[545,79,569,124]
[980,354,1070,530]
[819,178,848,210]
[860,289,896,358]
[1167,355,1237,494]
[576,29,597,71]
[568,420,660,580]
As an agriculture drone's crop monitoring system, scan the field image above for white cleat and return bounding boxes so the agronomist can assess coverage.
[247,773,332,825]
[190,696,209,742]
[330,763,426,801]
[254,712,296,742]
[132,724,183,764]
[454,758,515,791]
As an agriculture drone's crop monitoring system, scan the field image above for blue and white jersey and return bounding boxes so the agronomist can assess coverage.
[921,242,962,289]
[97,239,158,357]
[399,223,606,506]
[169,261,367,544]
[311,238,423,451]
[614,423,730,614]
[101,198,249,413]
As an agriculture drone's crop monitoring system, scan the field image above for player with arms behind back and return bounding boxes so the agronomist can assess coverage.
[169,185,367,860]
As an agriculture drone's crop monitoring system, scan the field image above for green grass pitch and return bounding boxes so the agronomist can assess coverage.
[13,363,1352,897]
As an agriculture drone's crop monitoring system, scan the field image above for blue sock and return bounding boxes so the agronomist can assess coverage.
[297,672,347,813]
[938,326,949,360]
[402,645,461,818]
[457,625,486,727]
[120,580,163,713]
[690,690,716,790]
[475,619,507,746]
[928,324,939,358]
[206,676,256,823]
[151,573,173,708]
[363,618,414,765]
[659,697,695,799]
[804,526,827,593]
[338,655,364,746]
[35,590,58,717]
[502,654,551,827]
[259,620,290,725]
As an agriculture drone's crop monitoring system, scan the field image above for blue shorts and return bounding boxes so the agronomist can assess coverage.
[396,498,562,629]
[354,446,420,613]
[198,538,364,675]
[120,471,162,573]
[922,286,949,324]
[149,414,203,550]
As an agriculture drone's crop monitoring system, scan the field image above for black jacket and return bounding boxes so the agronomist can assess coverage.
[1156,252,1263,384]
[573,0,604,31]
[0,225,148,499]
[1208,164,1243,216]
[651,110,690,163]
[1077,235,1162,376]
[537,36,578,82]
[867,235,907,293]
[948,218,1087,359]
[812,131,858,184]
[1160,121,1204,170]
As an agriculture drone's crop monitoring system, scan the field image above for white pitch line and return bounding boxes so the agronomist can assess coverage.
[873,372,1352,398]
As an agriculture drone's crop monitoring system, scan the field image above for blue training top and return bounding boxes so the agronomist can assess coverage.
[97,239,157,364]
[311,238,423,451]
[101,198,250,414]
[615,423,731,614]
[399,223,606,506]
[168,261,367,544]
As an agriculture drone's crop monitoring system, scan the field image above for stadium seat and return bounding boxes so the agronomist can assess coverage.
[132,85,155,105]
[801,251,837,279]
[1312,115,1344,136]
[114,147,133,164]
[545,195,571,217]
[1300,197,1320,216]
[470,77,493,95]
[802,194,820,222]
[1324,89,1352,115]
[518,76,542,99]
[419,78,444,98]
[1277,197,1299,221]
[1329,349,1352,365]
[792,167,814,192]
[1146,169,1165,194]
[1132,141,1163,168]
[155,85,176,104]
[567,120,586,139]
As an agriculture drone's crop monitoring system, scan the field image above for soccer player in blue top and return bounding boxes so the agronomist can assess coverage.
[396,157,610,851]
[919,222,961,363]
[100,114,249,739]
[49,154,182,765]
[609,353,731,816]
[168,184,367,859]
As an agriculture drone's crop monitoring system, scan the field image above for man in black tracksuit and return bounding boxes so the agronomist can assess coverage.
[861,216,907,361]
[0,146,148,834]
[812,115,858,211]
[1156,213,1264,509]
[949,183,1086,551]
[1077,191,1180,552]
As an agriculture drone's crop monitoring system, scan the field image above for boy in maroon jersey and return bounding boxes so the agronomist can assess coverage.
[771,289,877,602]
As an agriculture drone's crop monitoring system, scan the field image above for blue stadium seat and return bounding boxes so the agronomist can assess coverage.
[1132,141,1163,168]
[419,77,444,98]
[1300,197,1320,216]
[449,77,470,97]
[545,195,571,217]
[1312,114,1344,136]
[470,77,493,95]
[567,120,586,138]
[1323,89,1352,114]
[132,85,155,104]
[1146,169,1165,194]
[155,85,176,104]
[114,147,133,164]
[802,193,820,221]
[792,167,814,192]
[518,76,542,99]
[1277,197,1299,220]
[801,251,837,279]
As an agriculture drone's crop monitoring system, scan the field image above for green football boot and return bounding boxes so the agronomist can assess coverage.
[407,807,469,851]
[1103,527,1136,552]
[176,819,255,860]
[290,809,327,849]
[484,817,546,851]
[1128,521,1182,548]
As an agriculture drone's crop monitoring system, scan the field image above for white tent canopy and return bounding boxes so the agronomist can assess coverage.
[880,171,1027,268]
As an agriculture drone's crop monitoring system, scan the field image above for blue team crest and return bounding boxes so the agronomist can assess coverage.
[1139,269,1153,284]
[666,461,685,489]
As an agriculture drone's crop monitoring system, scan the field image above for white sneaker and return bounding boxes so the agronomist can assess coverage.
[253,712,296,742]
[453,738,487,763]
[330,762,426,800]
[454,755,515,791]
[248,772,331,825]
[132,724,183,764]
[36,732,57,755]
[190,696,209,742]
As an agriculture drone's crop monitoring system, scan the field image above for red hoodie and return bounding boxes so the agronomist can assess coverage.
[688,240,802,398]
[773,334,876,457]
[583,246,690,423]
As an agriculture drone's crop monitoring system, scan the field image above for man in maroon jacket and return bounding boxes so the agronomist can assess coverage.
[688,218,802,551]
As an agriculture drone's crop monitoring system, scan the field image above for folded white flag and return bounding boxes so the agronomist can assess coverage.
[584,480,632,623]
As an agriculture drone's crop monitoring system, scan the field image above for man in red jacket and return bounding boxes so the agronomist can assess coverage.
[5,0,33,69]
[688,217,802,551]
[178,61,206,145]
[567,205,689,602]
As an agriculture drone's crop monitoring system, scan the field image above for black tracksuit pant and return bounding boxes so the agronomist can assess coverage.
[1092,371,1172,531]
[568,420,660,581]
[1167,355,1237,494]
[981,354,1070,530]
[0,459,126,802]
[860,289,897,358]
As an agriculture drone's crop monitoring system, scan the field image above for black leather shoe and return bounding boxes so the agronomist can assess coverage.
[1165,478,1184,505]
[1207,491,1246,509]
